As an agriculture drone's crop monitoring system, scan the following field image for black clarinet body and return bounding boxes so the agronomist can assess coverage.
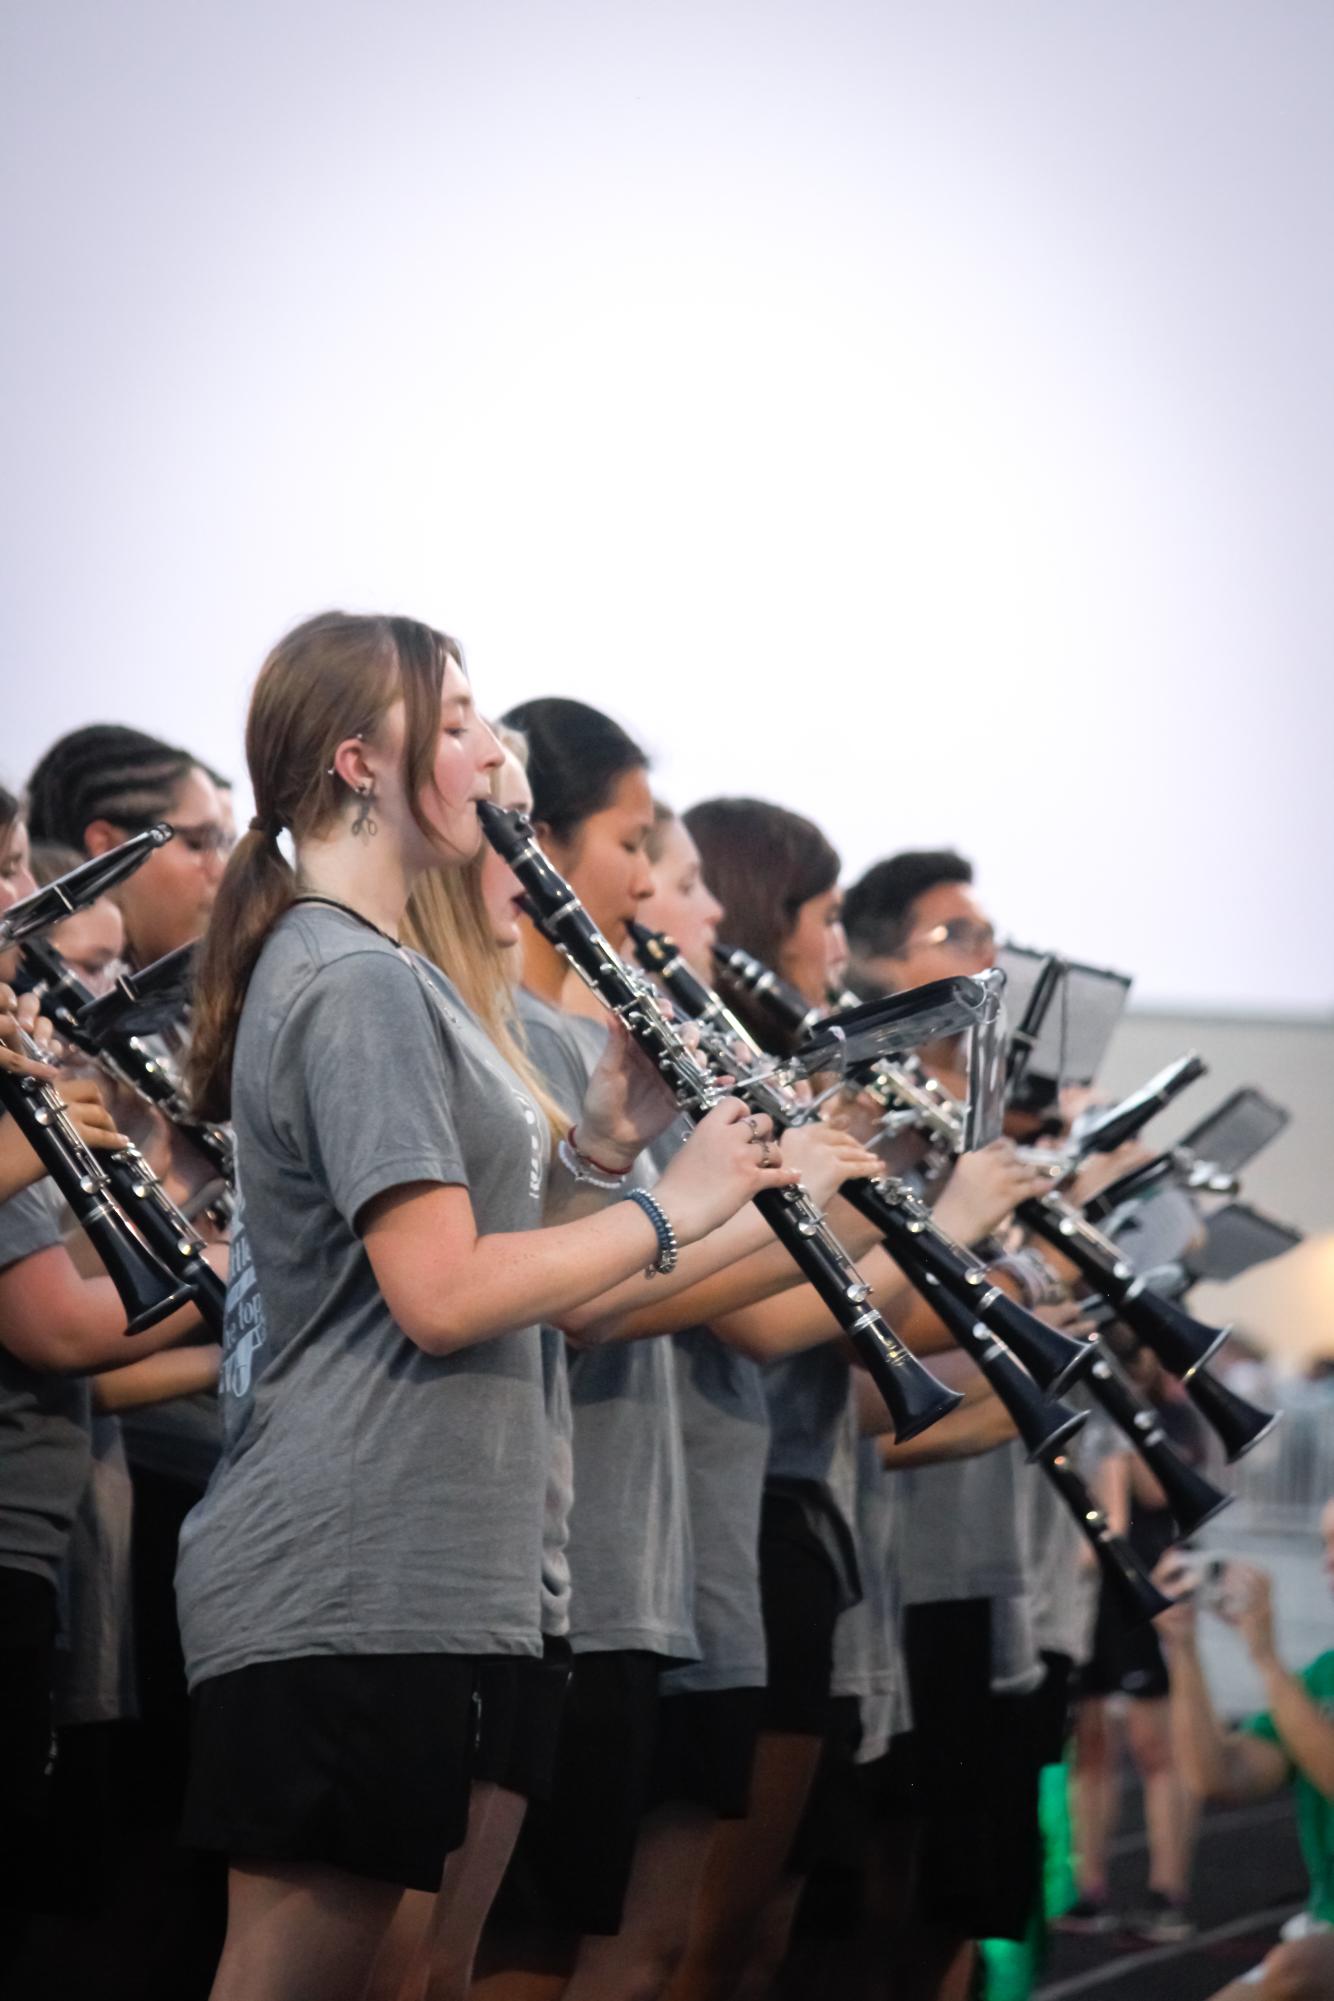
[651,933,1094,1393]
[24,942,234,1190]
[20,938,236,1203]
[0,1063,193,1334]
[480,806,962,1442]
[98,1143,227,1335]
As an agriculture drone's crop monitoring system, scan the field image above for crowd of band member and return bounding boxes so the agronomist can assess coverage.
[0,608,1327,2001]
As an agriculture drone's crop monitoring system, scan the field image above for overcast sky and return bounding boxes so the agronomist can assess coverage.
[3,0,1331,1010]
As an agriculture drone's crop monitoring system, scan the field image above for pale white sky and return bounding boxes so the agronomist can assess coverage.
[3,0,1332,1010]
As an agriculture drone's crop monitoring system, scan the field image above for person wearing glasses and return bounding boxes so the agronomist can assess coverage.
[26,724,232,973]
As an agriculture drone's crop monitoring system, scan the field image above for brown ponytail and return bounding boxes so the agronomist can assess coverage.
[187,610,461,1120]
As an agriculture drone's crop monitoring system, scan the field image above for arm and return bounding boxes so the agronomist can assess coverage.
[0,1241,224,1375]
[1230,1567,1334,1799]
[1154,1564,1292,1804]
[362,1098,797,1356]
[92,1343,221,1412]
[876,1392,1014,1467]
[559,1122,890,1346]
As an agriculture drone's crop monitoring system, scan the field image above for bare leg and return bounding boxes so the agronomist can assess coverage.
[1069,1698,1118,1901]
[662,1731,824,2001]
[412,1783,529,2001]
[208,1860,402,2001]
[559,1803,715,2001]
[1124,1699,1196,1903]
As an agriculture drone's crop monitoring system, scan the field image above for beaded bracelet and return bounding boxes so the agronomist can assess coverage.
[623,1187,679,1277]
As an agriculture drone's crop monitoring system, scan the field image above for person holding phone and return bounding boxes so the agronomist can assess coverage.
[1153,1502,1334,1998]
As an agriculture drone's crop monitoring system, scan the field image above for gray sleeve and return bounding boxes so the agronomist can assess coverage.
[0,1181,64,1272]
[521,1016,595,1123]
[270,949,470,1232]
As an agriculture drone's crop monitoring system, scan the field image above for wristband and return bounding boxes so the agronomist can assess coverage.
[568,1125,633,1180]
[623,1187,679,1277]
[557,1134,628,1192]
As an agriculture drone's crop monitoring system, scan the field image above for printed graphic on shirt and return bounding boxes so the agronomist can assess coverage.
[219,1186,267,1446]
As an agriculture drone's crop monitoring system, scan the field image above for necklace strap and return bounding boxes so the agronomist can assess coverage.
[291,893,397,944]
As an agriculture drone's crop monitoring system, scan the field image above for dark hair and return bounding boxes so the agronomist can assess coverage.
[188,611,462,1121]
[682,797,839,974]
[26,725,199,854]
[27,842,85,890]
[842,850,973,958]
[0,784,19,845]
[499,698,646,844]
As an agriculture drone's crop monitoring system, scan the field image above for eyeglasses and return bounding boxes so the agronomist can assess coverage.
[115,817,235,858]
[909,919,997,956]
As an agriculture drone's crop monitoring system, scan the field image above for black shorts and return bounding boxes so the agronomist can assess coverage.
[182,1653,479,1890]
[901,1600,1045,1943]
[0,1569,58,1910]
[759,1493,843,1735]
[650,1686,764,1820]
[788,1694,863,1877]
[500,1648,663,1937]
[1077,1578,1170,1701]
[475,1639,572,1802]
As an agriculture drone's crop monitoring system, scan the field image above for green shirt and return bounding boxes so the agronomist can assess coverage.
[1242,1648,1334,1923]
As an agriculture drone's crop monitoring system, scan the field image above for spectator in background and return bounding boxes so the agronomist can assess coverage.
[1154,1501,1334,1998]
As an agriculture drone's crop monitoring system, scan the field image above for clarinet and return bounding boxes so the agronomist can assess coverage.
[0,1044,195,1334]
[644,932,1095,1397]
[97,1141,227,1335]
[478,805,962,1442]
[19,937,235,1208]
[632,930,1175,1622]
[707,941,1265,1489]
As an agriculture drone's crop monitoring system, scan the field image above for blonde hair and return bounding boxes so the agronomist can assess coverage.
[403,727,566,1144]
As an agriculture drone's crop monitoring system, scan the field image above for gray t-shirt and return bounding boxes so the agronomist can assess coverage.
[539,1321,574,1637]
[833,1438,911,1761]
[897,1442,1044,1696]
[176,904,549,1688]
[662,1327,770,1694]
[1018,1456,1100,1667]
[763,1344,862,1612]
[0,1181,92,1587]
[517,988,696,1661]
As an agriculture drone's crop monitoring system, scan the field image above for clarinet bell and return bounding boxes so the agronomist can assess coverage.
[1149,1442,1233,1537]
[973,1285,1097,1398]
[921,1280,1087,1463]
[861,1333,965,1445]
[1183,1366,1281,1464]
[1046,1454,1174,1627]
[1117,1284,1231,1384]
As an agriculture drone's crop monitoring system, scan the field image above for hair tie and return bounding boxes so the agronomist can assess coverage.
[249,814,282,842]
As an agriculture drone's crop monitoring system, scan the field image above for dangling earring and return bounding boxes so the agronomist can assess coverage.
[351,784,378,838]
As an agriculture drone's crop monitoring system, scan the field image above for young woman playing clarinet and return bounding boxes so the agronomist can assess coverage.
[173,612,793,2001]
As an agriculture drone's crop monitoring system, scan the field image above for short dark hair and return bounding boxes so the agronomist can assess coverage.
[842,849,973,958]
[499,698,647,844]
